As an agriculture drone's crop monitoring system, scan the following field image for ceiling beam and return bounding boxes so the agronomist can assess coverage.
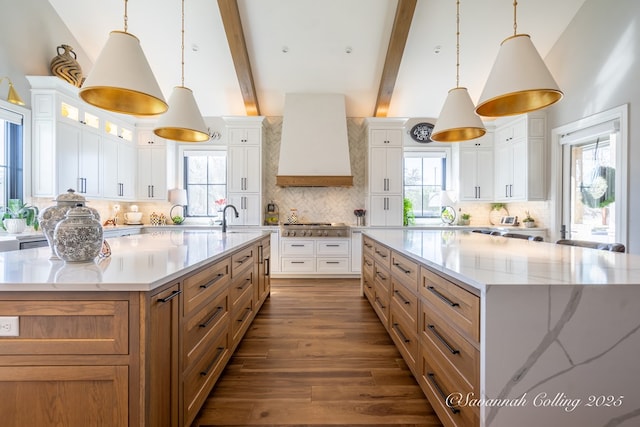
[217,0,260,116]
[373,0,417,117]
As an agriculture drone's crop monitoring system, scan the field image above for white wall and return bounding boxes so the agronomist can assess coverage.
[545,0,640,253]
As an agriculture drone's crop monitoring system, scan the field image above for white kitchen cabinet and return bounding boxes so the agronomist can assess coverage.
[493,113,546,202]
[456,132,494,201]
[227,194,261,226]
[28,76,136,199]
[56,121,102,197]
[369,147,403,194]
[228,127,261,145]
[351,229,363,273]
[365,118,407,227]
[278,238,352,276]
[102,138,136,200]
[137,146,167,201]
[269,230,280,273]
[228,146,260,193]
[369,195,403,226]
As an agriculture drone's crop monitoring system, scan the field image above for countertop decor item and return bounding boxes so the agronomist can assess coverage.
[522,211,536,228]
[50,44,84,87]
[168,188,188,224]
[53,207,103,263]
[40,189,100,260]
[354,209,366,226]
[1,199,39,234]
[489,203,509,226]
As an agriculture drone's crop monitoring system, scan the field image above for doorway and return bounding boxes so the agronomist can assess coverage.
[551,105,628,245]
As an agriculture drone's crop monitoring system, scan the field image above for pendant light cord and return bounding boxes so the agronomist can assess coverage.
[455,0,460,88]
[181,0,185,87]
[512,0,518,36]
[123,0,128,33]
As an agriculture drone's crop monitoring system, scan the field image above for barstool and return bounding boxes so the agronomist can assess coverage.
[555,239,625,252]
[502,233,543,242]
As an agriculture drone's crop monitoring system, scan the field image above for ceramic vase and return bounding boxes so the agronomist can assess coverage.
[53,207,103,263]
[3,218,26,234]
[50,44,84,87]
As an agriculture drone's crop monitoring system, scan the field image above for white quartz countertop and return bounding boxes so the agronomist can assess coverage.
[0,229,268,292]
[364,229,640,290]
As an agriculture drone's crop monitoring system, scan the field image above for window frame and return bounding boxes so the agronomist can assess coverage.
[403,147,452,222]
[0,99,30,206]
[178,146,228,218]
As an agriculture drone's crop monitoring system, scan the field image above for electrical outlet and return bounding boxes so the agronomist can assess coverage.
[0,316,19,337]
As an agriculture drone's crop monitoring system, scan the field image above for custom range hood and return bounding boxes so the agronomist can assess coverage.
[276,93,353,187]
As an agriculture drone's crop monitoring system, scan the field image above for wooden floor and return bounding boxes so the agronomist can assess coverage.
[191,278,443,427]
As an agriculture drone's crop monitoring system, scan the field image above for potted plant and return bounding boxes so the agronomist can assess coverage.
[460,213,471,226]
[1,199,40,234]
[403,198,415,226]
[522,211,536,228]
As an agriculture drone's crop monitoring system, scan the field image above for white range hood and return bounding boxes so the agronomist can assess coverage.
[276,93,353,187]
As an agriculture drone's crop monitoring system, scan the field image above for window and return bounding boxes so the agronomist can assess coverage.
[0,106,24,207]
[403,150,447,219]
[183,150,227,217]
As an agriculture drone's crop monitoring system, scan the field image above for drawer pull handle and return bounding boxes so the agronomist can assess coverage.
[427,286,460,307]
[200,273,224,289]
[326,261,340,264]
[426,373,460,414]
[364,260,372,267]
[375,297,386,309]
[200,346,225,377]
[376,271,387,281]
[235,254,252,264]
[364,242,373,248]
[199,306,224,328]
[326,244,340,247]
[291,261,306,264]
[392,322,411,343]
[393,262,411,274]
[394,290,411,305]
[291,244,306,247]
[375,250,388,258]
[237,279,250,290]
[427,324,460,355]
[237,306,252,323]
[157,289,181,303]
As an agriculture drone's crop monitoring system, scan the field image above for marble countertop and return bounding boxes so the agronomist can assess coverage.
[0,229,268,292]
[364,229,640,290]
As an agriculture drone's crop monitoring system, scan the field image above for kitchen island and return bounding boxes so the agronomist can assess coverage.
[362,229,640,427]
[0,229,272,427]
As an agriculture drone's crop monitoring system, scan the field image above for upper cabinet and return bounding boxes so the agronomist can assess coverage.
[136,128,169,201]
[28,76,137,200]
[454,131,494,202]
[493,113,547,202]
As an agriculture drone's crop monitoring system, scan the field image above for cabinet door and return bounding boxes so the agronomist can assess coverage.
[510,139,528,200]
[370,147,402,193]
[228,127,260,145]
[458,150,479,200]
[494,143,513,200]
[227,194,261,225]
[148,283,181,427]
[57,121,81,194]
[369,195,403,226]
[370,129,402,146]
[475,149,494,201]
[137,147,167,200]
[0,365,128,427]
[119,142,137,199]
[228,146,260,193]
[102,139,120,199]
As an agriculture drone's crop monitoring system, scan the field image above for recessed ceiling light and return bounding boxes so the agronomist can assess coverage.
[345,46,352,54]
[282,46,289,53]
[433,45,442,54]
[191,44,199,52]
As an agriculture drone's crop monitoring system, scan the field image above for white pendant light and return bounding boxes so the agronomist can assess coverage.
[431,0,485,143]
[79,0,167,116]
[475,0,563,117]
[154,0,209,142]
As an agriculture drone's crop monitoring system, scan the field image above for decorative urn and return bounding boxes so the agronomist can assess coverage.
[53,207,103,263]
[40,189,101,260]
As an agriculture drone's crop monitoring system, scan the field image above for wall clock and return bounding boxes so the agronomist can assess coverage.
[409,122,434,143]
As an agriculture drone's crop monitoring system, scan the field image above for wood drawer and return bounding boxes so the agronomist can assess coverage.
[391,251,419,292]
[184,290,230,367]
[373,242,391,270]
[391,277,418,332]
[420,267,480,343]
[0,299,128,355]
[362,252,374,280]
[419,341,478,427]
[0,365,128,427]
[184,330,230,426]
[183,258,230,314]
[372,279,390,327]
[389,307,418,372]
[230,266,254,306]
[231,292,254,344]
[421,299,479,394]
[363,274,375,304]
[362,235,374,255]
[231,246,255,277]
[373,262,391,294]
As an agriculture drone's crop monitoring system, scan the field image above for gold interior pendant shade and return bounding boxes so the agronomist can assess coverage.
[431,0,485,143]
[475,1,563,117]
[0,77,25,106]
[153,0,209,142]
[79,1,167,116]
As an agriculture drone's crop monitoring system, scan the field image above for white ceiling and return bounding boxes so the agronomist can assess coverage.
[47,0,586,118]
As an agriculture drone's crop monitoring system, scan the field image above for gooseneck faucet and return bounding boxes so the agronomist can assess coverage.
[221,204,239,232]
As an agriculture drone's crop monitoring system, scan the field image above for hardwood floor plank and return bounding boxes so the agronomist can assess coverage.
[192,279,443,427]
